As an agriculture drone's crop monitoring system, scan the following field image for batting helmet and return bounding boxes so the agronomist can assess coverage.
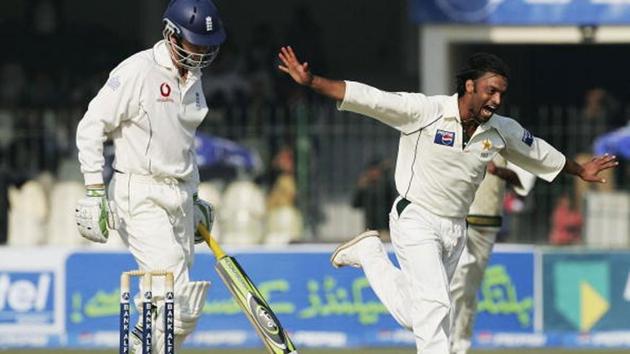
[163,0,226,69]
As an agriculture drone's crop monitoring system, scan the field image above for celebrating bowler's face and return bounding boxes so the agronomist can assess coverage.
[467,72,508,123]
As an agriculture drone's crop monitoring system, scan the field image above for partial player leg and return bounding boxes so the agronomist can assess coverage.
[331,230,413,328]
[113,173,198,353]
[450,225,497,354]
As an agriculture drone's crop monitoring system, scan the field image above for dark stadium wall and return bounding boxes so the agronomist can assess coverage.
[0,0,416,91]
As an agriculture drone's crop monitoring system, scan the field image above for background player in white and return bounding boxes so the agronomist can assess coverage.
[450,156,536,354]
[74,0,225,352]
[278,46,618,354]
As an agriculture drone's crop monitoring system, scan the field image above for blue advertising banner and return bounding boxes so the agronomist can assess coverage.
[474,251,534,332]
[65,251,401,348]
[65,247,538,348]
[0,271,55,326]
[471,248,541,348]
[65,253,137,347]
[0,248,66,348]
[543,251,630,347]
[410,0,630,25]
[6,246,630,349]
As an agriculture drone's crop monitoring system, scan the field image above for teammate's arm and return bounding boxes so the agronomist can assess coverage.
[506,161,537,196]
[487,161,522,189]
[278,46,345,101]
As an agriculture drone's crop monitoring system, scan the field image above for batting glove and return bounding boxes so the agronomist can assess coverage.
[193,193,214,244]
[75,187,119,243]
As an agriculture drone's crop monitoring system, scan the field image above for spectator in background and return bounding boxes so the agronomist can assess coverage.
[264,145,303,244]
[266,145,298,209]
[573,88,618,211]
[548,193,583,245]
[352,158,396,240]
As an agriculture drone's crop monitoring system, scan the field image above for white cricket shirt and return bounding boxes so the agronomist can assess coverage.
[338,81,566,218]
[76,40,208,186]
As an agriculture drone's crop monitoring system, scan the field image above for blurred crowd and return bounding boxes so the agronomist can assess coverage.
[547,88,629,246]
[0,1,331,246]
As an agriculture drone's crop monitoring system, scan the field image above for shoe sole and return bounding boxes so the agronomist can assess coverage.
[330,230,380,268]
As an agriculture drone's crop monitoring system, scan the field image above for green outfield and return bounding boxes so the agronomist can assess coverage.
[4,349,630,354]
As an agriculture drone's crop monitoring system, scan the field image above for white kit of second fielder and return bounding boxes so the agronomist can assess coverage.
[74,0,225,352]
[450,156,536,354]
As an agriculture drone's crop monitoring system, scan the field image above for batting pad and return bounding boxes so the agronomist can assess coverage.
[156,281,210,335]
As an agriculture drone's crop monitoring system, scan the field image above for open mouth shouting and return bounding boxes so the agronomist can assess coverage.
[481,105,497,119]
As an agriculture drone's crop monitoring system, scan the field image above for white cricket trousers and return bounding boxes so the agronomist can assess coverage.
[449,225,498,354]
[358,197,466,354]
[110,172,195,296]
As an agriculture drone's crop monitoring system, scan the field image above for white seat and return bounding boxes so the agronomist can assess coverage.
[584,191,630,248]
[218,180,266,245]
[264,206,303,245]
[317,200,365,242]
[47,181,88,246]
[7,180,48,246]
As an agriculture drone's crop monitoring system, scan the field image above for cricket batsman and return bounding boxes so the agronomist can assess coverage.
[74,0,225,352]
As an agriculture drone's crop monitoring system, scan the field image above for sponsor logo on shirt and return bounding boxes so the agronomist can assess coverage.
[434,129,455,147]
[522,129,533,147]
[158,82,174,103]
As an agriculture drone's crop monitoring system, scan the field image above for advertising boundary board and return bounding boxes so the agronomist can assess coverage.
[1,245,630,349]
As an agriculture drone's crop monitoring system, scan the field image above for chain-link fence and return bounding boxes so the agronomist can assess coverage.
[0,101,627,245]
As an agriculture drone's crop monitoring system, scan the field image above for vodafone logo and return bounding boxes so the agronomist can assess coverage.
[158,82,174,102]
[160,83,171,97]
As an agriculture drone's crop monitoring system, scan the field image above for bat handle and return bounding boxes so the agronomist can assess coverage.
[197,223,226,259]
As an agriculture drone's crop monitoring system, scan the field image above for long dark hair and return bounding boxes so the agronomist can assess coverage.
[456,53,510,96]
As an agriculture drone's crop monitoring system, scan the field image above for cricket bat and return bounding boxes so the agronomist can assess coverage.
[197,224,298,354]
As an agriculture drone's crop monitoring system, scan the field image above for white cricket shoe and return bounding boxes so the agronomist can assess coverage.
[330,230,380,268]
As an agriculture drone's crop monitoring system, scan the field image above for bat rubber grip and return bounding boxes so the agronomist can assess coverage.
[197,224,226,259]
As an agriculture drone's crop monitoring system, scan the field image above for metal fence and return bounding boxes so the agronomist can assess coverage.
[0,102,627,245]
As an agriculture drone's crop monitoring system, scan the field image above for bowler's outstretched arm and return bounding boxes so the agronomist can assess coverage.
[278,46,346,101]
